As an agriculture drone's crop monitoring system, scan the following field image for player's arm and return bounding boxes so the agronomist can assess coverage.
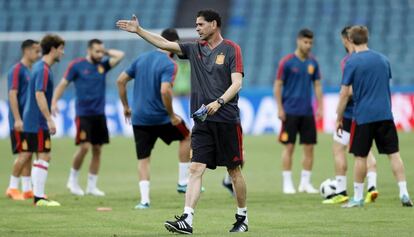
[106,49,125,68]
[35,91,56,135]
[336,85,352,133]
[51,78,69,115]
[313,80,323,119]
[206,72,243,115]
[273,79,285,121]
[116,15,182,55]
[116,72,133,123]
[8,90,23,131]
[160,82,182,125]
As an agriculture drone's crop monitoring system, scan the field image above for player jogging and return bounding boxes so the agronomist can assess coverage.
[5,39,40,200]
[117,28,192,209]
[52,39,124,196]
[20,34,65,207]
[274,29,323,194]
[337,26,413,208]
[117,9,248,234]
[323,26,379,204]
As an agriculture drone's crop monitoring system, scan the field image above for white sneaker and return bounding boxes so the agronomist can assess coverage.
[298,183,319,194]
[67,181,85,196]
[283,184,296,194]
[86,187,105,196]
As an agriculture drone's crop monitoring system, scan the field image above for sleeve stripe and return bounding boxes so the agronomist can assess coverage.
[42,64,49,91]
[11,63,22,90]
[63,58,83,79]
[276,54,294,80]
[224,40,244,73]
[167,57,178,85]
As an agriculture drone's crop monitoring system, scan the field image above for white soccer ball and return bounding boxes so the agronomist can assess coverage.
[319,178,337,199]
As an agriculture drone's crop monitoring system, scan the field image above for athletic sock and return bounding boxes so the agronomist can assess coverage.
[398,181,409,199]
[300,170,312,187]
[8,175,19,189]
[21,176,32,192]
[366,171,377,191]
[69,168,80,184]
[183,206,194,226]
[32,160,49,199]
[353,182,364,202]
[282,171,294,188]
[237,207,248,224]
[224,172,232,185]
[139,180,150,204]
[87,173,98,190]
[178,162,190,186]
[336,175,347,195]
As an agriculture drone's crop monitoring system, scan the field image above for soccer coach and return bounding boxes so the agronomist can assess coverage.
[117,9,248,234]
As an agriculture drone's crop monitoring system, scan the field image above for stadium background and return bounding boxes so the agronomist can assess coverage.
[1,0,414,137]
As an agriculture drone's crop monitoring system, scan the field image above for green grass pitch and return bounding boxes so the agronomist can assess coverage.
[0,133,413,236]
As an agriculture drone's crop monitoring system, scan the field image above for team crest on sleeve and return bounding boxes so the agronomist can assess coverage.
[215,53,225,65]
[97,65,105,74]
[307,64,315,75]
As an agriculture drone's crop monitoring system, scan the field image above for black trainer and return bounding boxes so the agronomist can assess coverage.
[222,179,235,196]
[229,214,248,232]
[165,214,193,235]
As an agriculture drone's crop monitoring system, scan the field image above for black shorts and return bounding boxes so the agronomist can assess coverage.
[342,117,352,133]
[349,120,399,157]
[191,121,244,170]
[133,121,190,159]
[10,130,23,154]
[21,130,51,153]
[75,115,109,145]
[279,114,317,144]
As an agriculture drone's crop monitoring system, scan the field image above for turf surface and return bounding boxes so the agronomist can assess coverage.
[0,133,413,236]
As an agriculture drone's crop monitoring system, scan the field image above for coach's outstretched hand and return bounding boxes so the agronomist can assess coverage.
[116,15,140,33]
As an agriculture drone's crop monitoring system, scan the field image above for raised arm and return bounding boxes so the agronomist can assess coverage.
[116,15,182,55]
[106,49,125,68]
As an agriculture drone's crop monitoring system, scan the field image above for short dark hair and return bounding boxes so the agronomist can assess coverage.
[40,34,65,55]
[349,25,369,45]
[341,25,352,38]
[88,38,103,48]
[297,28,313,39]
[21,39,39,52]
[161,28,180,42]
[197,9,221,27]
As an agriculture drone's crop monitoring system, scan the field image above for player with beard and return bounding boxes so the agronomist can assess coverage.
[52,39,124,196]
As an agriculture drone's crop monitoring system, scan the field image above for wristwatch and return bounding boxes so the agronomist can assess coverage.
[217,98,225,106]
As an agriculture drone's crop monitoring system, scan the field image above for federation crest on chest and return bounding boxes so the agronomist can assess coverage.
[307,64,315,75]
[97,65,105,74]
[215,53,225,65]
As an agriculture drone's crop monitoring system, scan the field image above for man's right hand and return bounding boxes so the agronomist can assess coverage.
[116,15,140,33]
[124,107,132,124]
[47,118,56,135]
[14,119,23,132]
[278,109,286,122]
[170,114,182,126]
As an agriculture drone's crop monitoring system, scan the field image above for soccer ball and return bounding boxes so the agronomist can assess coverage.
[319,178,337,199]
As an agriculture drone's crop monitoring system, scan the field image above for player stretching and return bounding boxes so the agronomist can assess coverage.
[337,26,413,208]
[6,40,40,200]
[323,26,379,204]
[117,9,248,234]
[117,29,192,209]
[52,39,124,196]
[274,29,323,194]
[20,34,65,206]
